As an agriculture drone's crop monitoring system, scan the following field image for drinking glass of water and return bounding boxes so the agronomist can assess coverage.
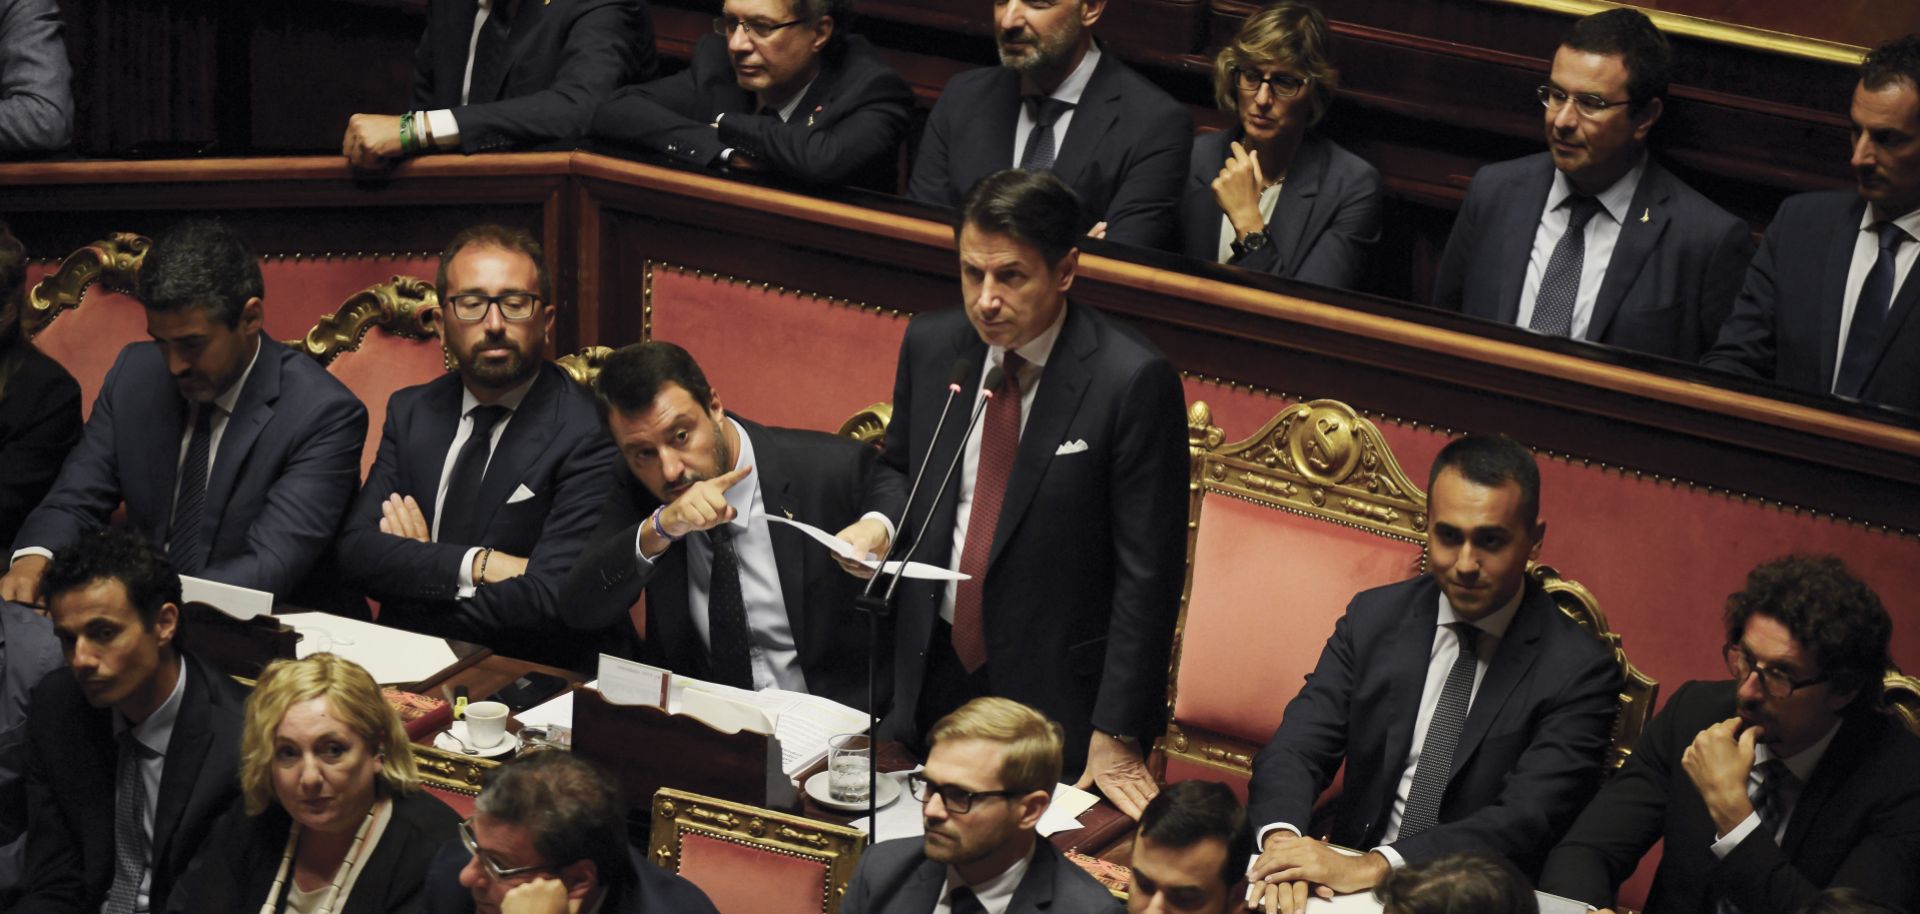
[828,733,872,804]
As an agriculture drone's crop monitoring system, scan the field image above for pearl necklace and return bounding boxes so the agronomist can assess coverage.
[258,799,383,914]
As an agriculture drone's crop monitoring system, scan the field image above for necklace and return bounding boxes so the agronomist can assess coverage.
[259,800,383,914]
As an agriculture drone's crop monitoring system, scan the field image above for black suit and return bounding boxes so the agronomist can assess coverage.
[1540,680,1920,914]
[1247,576,1621,874]
[421,840,721,914]
[335,363,618,663]
[412,0,656,152]
[1432,153,1752,362]
[906,49,1190,251]
[839,835,1120,914]
[560,416,881,708]
[1703,190,1920,412]
[590,34,912,190]
[18,652,245,914]
[167,790,459,914]
[868,305,1187,774]
[1178,130,1381,291]
[0,345,80,555]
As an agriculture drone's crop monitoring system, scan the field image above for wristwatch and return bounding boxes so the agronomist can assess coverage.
[1230,230,1271,260]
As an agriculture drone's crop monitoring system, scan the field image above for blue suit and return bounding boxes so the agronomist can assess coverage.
[1178,130,1381,292]
[1248,576,1621,875]
[10,338,367,601]
[839,836,1120,914]
[1432,153,1751,362]
[0,0,72,154]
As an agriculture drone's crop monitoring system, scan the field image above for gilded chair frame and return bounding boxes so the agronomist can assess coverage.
[836,402,892,449]
[1886,670,1920,736]
[649,788,867,914]
[288,275,445,367]
[1531,564,1659,772]
[556,344,615,388]
[24,233,152,337]
[412,744,501,797]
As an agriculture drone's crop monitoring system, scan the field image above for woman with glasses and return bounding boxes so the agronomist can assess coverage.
[1179,2,1381,290]
[170,654,458,913]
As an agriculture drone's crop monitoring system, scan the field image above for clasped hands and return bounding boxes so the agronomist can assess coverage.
[1245,833,1389,914]
[378,493,528,585]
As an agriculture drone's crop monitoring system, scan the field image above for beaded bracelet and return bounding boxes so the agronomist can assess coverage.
[650,505,683,543]
[476,546,493,584]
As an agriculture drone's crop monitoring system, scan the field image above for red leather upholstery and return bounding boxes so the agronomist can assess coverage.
[674,831,831,914]
[422,785,478,820]
[325,329,448,475]
[259,257,442,342]
[26,270,146,421]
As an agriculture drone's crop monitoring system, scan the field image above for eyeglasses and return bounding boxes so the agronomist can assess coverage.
[1724,643,1828,700]
[1536,84,1635,118]
[907,772,1022,814]
[1233,67,1307,99]
[458,818,559,882]
[712,15,806,40]
[448,292,542,322]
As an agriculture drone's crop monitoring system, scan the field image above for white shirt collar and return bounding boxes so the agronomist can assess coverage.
[992,303,1068,372]
[117,654,187,756]
[944,841,1035,905]
[209,337,264,416]
[458,370,540,418]
[768,75,818,123]
[1754,718,1843,784]
[1546,156,1646,228]
[1023,41,1101,105]
[1436,583,1526,642]
[1856,202,1920,241]
[719,416,760,532]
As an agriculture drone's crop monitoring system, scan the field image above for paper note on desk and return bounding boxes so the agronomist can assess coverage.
[666,676,869,780]
[517,679,595,730]
[766,515,971,581]
[597,654,669,708]
[1037,782,1100,836]
[277,613,460,684]
[181,576,272,621]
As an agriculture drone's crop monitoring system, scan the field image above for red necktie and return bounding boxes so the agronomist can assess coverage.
[951,353,1023,672]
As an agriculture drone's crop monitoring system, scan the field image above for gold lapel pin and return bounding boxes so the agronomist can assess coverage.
[1640,208,1650,223]
[784,508,794,519]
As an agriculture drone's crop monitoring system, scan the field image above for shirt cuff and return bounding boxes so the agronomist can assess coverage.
[1710,810,1763,859]
[456,547,480,599]
[632,525,663,565]
[10,547,52,566]
[1373,845,1406,871]
[425,109,461,150]
[860,511,897,548]
[1255,823,1301,849]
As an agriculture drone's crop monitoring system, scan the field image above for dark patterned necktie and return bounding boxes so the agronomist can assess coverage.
[1751,758,1797,842]
[952,354,1023,672]
[1399,622,1481,838]
[468,0,513,104]
[102,731,150,914]
[1835,221,1909,397]
[706,523,754,689]
[1528,195,1604,337]
[437,405,510,544]
[1019,98,1074,172]
[168,404,215,574]
[948,887,986,914]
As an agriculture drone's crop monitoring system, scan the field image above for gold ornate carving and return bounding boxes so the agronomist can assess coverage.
[289,276,443,366]
[556,345,615,388]
[25,233,152,337]
[411,742,499,796]
[1533,564,1659,772]
[837,402,892,448]
[1885,670,1920,738]
[649,788,867,914]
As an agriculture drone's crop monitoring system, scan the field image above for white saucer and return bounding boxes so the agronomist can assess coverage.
[805,770,901,812]
[435,721,516,758]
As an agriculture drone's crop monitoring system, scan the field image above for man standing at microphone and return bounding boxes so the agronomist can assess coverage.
[836,169,1189,818]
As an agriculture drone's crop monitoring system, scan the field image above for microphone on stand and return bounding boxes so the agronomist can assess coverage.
[861,358,975,600]
[882,365,1002,604]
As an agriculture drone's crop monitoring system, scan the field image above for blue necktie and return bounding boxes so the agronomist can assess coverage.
[1019,98,1073,172]
[1835,221,1909,397]
[1528,195,1604,337]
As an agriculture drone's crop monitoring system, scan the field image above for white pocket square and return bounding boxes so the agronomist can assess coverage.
[1055,439,1089,456]
[507,484,537,504]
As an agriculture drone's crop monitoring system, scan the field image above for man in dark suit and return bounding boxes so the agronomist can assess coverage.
[1702,37,1920,412]
[1244,435,1621,913]
[840,697,1120,914]
[905,0,1189,250]
[17,529,245,914]
[558,341,879,707]
[0,220,367,607]
[836,170,1188,815]
[341,0,656,168]
[335,225,616,665]
[0,0,72,154]
[422,750,720,914]
[1126,781,1255,914]
[1541,556,1920,914]
[589,0,912,190]
[1431,9,1749,362]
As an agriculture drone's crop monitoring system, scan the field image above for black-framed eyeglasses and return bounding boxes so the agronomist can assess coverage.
[1724,643,1828,700]
[906,772,1021,814]
[1536,84,1635,118]
[458,818,560,882]
[712,15,807,40]
[448,292,542,322]
[1232,67,1307,99]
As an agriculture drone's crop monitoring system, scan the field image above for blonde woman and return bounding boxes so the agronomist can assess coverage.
[170,654,458,914]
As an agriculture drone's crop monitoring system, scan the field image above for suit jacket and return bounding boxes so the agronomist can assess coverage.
[1431,153,1752,362]
[867,305,1188,773]
[1178,130,1381,291]
[167,789,459,914]
[18,652,246,914]
[590,33,912,190]
[559,416,881,708]
[1540,680,1920,914]
[1702,190,1920,412]
[906,50,1191,251]
[421,839,721,914]
[0,344,81,551]
[1247,576,1621,875]
[412,0,655,153]
[0,600,58,904]
[11,338,367,601]
[839,835,1120,914]
[336,363,617,663]
[0,0,72,154]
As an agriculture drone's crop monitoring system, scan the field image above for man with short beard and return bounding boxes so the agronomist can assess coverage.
[905,0,1189,251]
[334,224,617,666]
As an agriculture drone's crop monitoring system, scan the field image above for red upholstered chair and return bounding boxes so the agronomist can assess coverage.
[836,402,892,453]
[25,233,153,419]
[287,277,446,476]
[649,788,866,914]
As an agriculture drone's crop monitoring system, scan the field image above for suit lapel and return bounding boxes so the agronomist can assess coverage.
[1857,248,1920,388]
[149,377,187,543]
[740,418,811,657]
[472,367,559,535]
[1817,198,1869,385]
[151,658,211,873]
[202,341,282,555]
[409,376,465,531]
[973,71,1022,177]
[902,857,948,913]
[1587,163,1672,342]
[1779,714,1867,857]
[926,331,991,554]
[1449,584,1547,777]
[651,540,709,678]
[1496,160,1557,323]
[1270,135,1330,277]
[987,306,1091,573]
[1047,55,1118,191]
[1376,593,1439,825]
[1005,842,1056,914]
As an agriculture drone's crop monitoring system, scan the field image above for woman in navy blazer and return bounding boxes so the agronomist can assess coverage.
[1179,3,1381,291]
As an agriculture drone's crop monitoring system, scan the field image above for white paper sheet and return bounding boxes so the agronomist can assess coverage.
[1037,782,1100,836]
[766,515,971,581]
[670,678,870,778]
[181,575,272,621]
[596,654,669,707]
[277,612,460,685]
[517,679,596,730]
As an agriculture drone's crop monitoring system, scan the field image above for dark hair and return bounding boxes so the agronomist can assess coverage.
[41,528,183,632]
[0,220,29,397]
[436,223,554,307]
[138,220,264,328]
[475,750,635,892]
[593,341,715,426]
[1428,434,1541,526]
[1136,780,1255,890]
[790,0,852,54]
[1375,850,1538,914]
[1797,887,1904,914]
[1723,555,1891,714]
[956,169,1082,267]
[1862,36,1920,93]
[1561,8,1672,113]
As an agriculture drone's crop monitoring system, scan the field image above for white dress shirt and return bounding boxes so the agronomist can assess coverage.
[1515,161,1646,339]
[432,376,537,596]
[1011,43,1100,167]
[1831,204,1920,390]
[933,847,1033,914]
[114,655,186,914]
[1708,720,1841,859]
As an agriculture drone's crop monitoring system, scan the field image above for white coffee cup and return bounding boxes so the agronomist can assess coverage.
[465,700,510,749]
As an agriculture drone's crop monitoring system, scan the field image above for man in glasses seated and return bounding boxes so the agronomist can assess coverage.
[840,697,1120,914]
[587,0,913,191]
[335,224,617,665]
[423,750,720,914]
[1431,8,1750,362]
[1540,555,1920,914]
